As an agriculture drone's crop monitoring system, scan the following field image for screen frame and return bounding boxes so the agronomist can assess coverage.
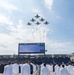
[18,43,45,54]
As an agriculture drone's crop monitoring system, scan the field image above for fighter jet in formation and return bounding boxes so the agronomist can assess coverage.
[40,18,45,22]
[35,14,40,18]
[36,21,40,25]
[44,21,49,25]
[27,22,31,25]
[27,14,49,26]
[31,18,35,22]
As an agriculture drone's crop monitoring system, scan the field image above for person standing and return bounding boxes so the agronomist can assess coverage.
[41,63,49,75]
[55,64,61,75]
[59,65,69,75]
[12,60,19,75]
[3,62,12,75]
[21,60,30,75]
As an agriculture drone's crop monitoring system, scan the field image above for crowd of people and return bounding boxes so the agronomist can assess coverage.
[41,62,74,75]
[0,60,74,75]
[0,60,39,75]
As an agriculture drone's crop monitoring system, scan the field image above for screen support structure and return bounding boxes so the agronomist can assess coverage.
[18,51,46,59]
[18,51,45,56]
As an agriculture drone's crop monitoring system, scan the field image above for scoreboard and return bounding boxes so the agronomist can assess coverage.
[18,43,45,54]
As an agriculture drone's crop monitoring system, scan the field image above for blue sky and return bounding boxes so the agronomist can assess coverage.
[0,0,74,55]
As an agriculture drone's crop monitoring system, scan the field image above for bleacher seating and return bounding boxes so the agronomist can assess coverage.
[0,55,71,65]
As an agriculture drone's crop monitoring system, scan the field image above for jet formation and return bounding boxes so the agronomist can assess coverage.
[27,14,49,26]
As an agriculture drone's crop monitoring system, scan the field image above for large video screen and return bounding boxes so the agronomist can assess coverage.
[18,43,45,54]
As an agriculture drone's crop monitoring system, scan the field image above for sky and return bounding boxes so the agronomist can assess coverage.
[0,0,74,55]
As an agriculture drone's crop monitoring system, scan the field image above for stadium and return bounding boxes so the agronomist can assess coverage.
[0,42,74,75]
[0,43,74,65]
[0,52,74,64]
[0,13,74,75]
[0,0,74,75]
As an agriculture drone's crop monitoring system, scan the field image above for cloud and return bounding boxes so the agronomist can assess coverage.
[0,19,74,54]
[31,9,45,18]
[47,41,74,49]
[32,9,41,14]
[0,1,18,11]
[0,19,50,54]
[0,14,13,25]
[44,0,53,10]
[0,43,8,48]
[45,39,74,54]
[7,19,49,43]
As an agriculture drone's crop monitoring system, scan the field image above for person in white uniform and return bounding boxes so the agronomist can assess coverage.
[22,60,30,75]
[41,61,45,70]
[12,60,19,75]
[40,62,44,75]
[41,63,49,75]
[67,63,74,75]
[55,64,61,75]
[59,65,69,75]
[46,63,53,75]
[3,62,12,75]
